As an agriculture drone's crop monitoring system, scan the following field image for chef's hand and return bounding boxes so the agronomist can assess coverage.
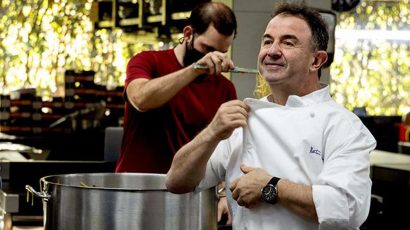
[229,164,272,208]
[217,197,232,225]
[194,51,234,76]
[206,100,249,141]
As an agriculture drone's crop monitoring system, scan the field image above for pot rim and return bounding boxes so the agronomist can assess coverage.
[40,172,169,192]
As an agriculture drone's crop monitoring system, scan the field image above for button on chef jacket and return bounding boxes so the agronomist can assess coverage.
[196,86,376,230]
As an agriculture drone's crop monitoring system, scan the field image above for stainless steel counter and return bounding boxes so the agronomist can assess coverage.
[368,150,410,229]
[371,149,410,167]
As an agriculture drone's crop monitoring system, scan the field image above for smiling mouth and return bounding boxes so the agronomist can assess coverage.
[267,63,284,66]
[264,63,285,70]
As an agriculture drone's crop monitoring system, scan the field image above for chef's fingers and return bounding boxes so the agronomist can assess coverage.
[222,100,250,115]
[229,178,239,193]
[240,164,257,174]
[237,198,245,207]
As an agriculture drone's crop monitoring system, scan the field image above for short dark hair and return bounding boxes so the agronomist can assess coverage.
[188,2,237,38]
[272,3,329,51]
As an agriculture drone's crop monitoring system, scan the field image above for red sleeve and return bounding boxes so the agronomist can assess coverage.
[221,76,238,101]
[228,81,238,100]
[125,51,155,88]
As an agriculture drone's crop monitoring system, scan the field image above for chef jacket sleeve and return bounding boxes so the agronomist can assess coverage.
[312,116,376,229]
[194,139,231,192]
[195,128,243,192]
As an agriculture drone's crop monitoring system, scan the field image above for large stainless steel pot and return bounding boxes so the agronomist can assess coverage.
[26,173,217,230]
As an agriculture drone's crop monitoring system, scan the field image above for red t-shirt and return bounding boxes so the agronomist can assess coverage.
[115,49,237,173]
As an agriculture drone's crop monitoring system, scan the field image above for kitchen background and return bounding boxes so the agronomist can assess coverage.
[0,0,409,115]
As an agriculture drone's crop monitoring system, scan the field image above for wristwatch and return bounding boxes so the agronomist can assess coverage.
[261,177,280,204]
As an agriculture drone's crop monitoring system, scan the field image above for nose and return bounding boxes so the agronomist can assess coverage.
[267,42,282,58]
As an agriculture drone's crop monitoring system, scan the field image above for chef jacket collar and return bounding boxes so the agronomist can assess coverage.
[249,84,331,108]
[285,84,330,107]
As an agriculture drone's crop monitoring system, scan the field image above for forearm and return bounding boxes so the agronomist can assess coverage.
[166,127,221,193]
[277,179,318,223]
[166,100,249,193]
[128,64,203,111]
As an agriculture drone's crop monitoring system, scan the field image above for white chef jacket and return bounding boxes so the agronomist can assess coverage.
[196,86,376,230]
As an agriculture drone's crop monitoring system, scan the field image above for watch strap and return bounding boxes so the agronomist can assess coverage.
[268,176,280,187]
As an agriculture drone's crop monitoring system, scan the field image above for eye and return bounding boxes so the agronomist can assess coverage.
[262,39,273,46]
[205,46,216,52]
[283,40,295,46]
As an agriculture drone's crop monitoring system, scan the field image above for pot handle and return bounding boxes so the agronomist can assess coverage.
[25,185,51,202]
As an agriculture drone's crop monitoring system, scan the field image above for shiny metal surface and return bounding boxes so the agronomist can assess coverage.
[0,190,19,213]
[193,63,259,74]
[36,173,216,230]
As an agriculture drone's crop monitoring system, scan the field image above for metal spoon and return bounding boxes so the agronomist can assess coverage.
[193,63,259,74]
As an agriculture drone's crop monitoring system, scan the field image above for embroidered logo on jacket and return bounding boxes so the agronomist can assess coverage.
[309,146,322,156]
[308,146,324,162]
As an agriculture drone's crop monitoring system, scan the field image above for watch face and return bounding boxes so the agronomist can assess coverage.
[262,184,278,204]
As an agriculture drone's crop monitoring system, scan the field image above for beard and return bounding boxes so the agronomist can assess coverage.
[183,37,206,67]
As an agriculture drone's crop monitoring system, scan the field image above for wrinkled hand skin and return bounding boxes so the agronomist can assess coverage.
[217,197,232,225]
[206,100,249,141]
[230,164,272,208]
[194,51,235,76]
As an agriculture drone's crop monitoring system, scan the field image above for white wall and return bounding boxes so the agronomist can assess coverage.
[231,0,332,99]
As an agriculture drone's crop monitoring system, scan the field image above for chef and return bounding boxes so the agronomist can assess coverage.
[166,3,376,230]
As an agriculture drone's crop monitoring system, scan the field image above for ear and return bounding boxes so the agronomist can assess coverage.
[310,50,328,72]
[182,26,194,42]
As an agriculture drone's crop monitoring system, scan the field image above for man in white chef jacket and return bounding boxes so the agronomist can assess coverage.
[166,3,376,230]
